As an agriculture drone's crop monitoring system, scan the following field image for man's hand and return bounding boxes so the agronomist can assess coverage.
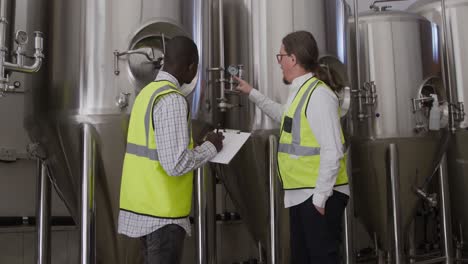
[234,76,253,95]
[205,131,224,152]
[314,205,325,216]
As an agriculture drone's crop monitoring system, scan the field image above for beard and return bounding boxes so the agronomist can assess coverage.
[283,78,291,85]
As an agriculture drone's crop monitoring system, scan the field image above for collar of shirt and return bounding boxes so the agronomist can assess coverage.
[155,70,181,90]
[285,72,314,107]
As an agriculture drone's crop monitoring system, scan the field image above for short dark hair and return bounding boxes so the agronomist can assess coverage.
[164,36,199,68]
[282,31,343,91]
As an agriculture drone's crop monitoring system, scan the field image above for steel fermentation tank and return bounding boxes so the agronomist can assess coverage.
[207,0,351,262]
[409,0,468,250]
[20,0,352,262]
[348,7,445,258]
[24,0,208,262]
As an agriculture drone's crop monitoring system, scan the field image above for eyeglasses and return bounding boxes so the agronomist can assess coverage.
[276,53,290,63]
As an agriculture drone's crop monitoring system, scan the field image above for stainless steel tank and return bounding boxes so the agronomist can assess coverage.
[409,0,468,248]
[348,8,444,255]
[204,0,350,262]
[24,0,207,262]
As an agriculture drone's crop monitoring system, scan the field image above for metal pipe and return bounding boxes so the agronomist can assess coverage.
[218,0,225,102]
[0,0,8,45]
[439,154,453,263]
[194,164,217,264]
[352,0,364,120]
[0,3,44,89]
[0,0,10,88]
[194,166,206,264]
[388,143,403,264]
[258,241,264,264]
[414,257,447,264]
[36,160,51,264]
[440,0,457,132]
[370,0,406,11]
[344,206,354,264]
[4,57,42,73]
[268,135,278,264]
[80,123,96,264]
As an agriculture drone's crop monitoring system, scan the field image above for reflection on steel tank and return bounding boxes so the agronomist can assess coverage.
[409,0,468,254]
[348,4,448,260]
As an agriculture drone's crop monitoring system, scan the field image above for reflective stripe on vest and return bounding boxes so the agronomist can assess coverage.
[120,81,194,218]
[278,77,348,190]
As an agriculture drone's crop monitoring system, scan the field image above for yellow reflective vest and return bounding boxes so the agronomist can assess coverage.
[278,77,348,190]
[120,81,194,218]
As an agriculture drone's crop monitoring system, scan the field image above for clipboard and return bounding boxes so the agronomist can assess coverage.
[209,129,251,164]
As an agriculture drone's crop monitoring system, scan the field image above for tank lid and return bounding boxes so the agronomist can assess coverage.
[355,9,429,23]
[408,0,468,13]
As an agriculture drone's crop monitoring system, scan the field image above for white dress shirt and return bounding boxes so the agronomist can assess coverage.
[248,73,349,208]
[118,71,217,237]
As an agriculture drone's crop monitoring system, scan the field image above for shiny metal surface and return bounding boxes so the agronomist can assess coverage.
[22,0,206,262]
[80,124,96,264]
[194,165,217,264]
[447,130,468,246]
[409,0,468,252]
[439,155,454,264]
[37,160,51,264]
[409,0,468,129]
[22,0,351,262]
[347,8,444,260]
[268,135,279,264]
[343,206,354,264]
[349,10,442,138]
[351,137,439,252]
[388,143,403,264]
[352,0,364,121]
[209,2,350,262]
[0,0,44,92]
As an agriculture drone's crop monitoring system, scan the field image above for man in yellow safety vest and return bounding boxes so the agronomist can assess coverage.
[235,31,349,264]
[118,36,223,264]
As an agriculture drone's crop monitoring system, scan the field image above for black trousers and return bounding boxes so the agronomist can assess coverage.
[289,191,349,264]
[141,224,186,264]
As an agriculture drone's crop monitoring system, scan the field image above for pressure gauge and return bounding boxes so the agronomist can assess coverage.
[15,30,28,45]
[227,65,239,76]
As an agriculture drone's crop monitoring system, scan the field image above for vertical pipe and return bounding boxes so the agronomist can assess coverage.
[344,206,354,264]
[194,165,217,264]
[352,0,363,120]
[388,143,403,264]
[36,160,51,264]
[0,0,9,48]
[218,0,225,101]
[440,0,457,132]
[81,124,96,264]
[439,155,453,263]
[268,135,278,264]
[0,0,10,87]
[195,166,206,264]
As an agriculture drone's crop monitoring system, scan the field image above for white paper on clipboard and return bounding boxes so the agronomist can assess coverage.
[209,129,250,164]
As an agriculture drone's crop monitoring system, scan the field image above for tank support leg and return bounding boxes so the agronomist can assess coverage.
[80,123,96,264]
[439,155,453,263]
[194,164,217,264]
[36,160,51,264]
[388,143,403,264]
